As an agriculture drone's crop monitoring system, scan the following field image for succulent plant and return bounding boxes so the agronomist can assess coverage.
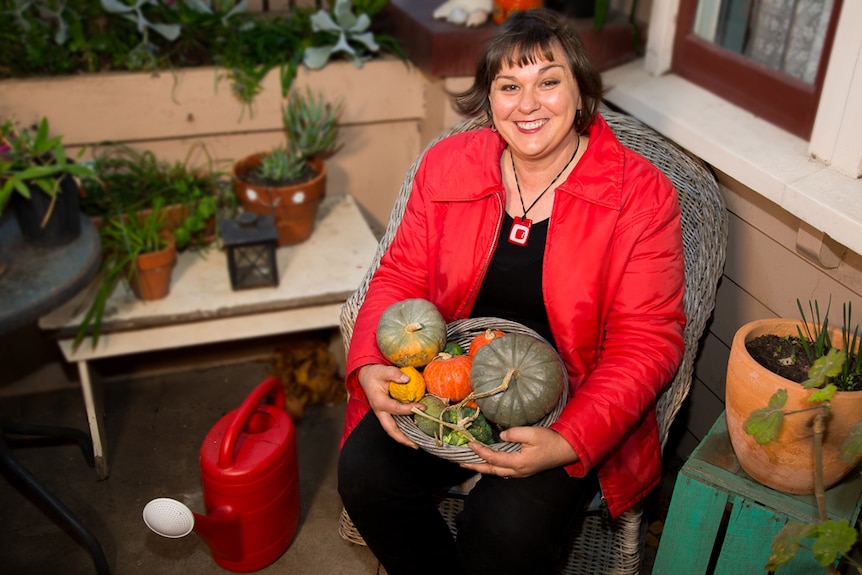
[251,87,343,185]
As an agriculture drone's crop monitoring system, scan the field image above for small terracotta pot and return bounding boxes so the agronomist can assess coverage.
[725,318,862,494]
[232,154,325,246]
[127,233,177,301]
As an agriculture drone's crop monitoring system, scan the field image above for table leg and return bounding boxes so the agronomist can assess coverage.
[76,360,109,480]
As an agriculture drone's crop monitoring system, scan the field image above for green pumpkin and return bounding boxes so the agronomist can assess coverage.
[471,333,565,428]
[376,298,446,368]
[415,395,447,437]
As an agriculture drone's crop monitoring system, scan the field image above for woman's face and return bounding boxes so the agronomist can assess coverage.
[488,42,581,162]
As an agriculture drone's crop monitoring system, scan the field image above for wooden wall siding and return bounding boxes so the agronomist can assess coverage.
[674,174,862,459]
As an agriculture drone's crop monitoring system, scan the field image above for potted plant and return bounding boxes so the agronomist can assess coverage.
[725,300,862,572]
[80,142,232,251]
[232,87,343,246]
[0,116,96,246]
[73,198,178,348]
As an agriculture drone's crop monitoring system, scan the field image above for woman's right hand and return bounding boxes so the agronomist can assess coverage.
[357,364,424,448]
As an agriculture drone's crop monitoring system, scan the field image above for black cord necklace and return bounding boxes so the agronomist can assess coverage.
[508,136,580,246]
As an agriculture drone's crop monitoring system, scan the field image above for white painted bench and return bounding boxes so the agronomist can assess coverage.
[39,194,378,478]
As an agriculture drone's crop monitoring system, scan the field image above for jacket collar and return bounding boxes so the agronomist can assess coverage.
[437,114,625,211]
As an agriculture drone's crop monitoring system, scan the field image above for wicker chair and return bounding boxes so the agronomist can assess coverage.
[337,108,728,575]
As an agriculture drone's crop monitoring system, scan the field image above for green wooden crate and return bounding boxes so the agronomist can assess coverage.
[652,413,862,575]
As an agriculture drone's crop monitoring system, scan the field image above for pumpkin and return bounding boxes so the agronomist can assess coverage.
[376,298,446,368]
[469,329,506,357]
[470,333,565,428]
[424,352,473,402]
[388,366,426,403]
[414,394,447,438]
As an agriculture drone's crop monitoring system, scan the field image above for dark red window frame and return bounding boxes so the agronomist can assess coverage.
[671,0,843,140]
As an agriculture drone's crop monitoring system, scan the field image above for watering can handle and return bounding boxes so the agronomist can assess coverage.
[219,376,286,468]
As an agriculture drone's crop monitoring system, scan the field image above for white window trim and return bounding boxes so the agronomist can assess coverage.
[602,0,862,256]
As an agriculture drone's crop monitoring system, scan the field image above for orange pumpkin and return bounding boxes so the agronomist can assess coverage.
[424,352,473,402]
[468,329,506,357]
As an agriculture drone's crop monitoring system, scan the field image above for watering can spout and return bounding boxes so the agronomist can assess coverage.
[143,498,243,562]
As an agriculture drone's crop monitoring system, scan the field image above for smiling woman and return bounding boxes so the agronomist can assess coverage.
[337,8,688,575]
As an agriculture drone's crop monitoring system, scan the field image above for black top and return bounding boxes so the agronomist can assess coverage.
[471,213,555,347]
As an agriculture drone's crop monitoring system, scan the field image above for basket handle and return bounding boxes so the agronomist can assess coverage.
[218,376,285,468]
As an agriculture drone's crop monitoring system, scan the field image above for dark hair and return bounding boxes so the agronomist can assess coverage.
[453,8,604,133]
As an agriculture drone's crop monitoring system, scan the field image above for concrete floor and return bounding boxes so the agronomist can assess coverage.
[0,350,385,575]
[0,331,671,575]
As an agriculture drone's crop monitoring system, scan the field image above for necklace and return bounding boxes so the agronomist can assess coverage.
[508,136,580,246]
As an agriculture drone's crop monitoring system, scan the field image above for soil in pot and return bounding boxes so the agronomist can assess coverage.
[746,334,862,389]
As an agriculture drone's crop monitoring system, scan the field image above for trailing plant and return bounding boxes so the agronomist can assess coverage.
[744,299,862,573]
[0,0,404,109]
[73,197,172,348]
[0,116,95,223]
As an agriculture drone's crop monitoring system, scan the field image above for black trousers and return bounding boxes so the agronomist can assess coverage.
[338,411,598,575]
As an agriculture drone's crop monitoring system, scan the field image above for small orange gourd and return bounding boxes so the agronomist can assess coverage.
[468,329,506,357]
[424,352,473,402]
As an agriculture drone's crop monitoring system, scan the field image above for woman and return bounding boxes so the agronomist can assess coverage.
[338,8,686,575]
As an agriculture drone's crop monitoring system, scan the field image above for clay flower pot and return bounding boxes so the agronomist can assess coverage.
[127,233,177,301]
[725,318,862,494]
[232,154,326,247]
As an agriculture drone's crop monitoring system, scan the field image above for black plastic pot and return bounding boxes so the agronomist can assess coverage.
[11,175,82,247]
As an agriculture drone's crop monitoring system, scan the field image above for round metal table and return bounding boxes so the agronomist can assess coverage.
[0,211,101,334]
[0,210,109,574]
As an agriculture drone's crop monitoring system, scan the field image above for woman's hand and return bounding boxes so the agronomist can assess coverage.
[357,364,424,449]
[460,426,578,478]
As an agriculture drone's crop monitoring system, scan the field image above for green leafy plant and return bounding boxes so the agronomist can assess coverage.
[0,0,403,110]
[0,116,96,223]
[744,299,862,573]
[79,141,232,250]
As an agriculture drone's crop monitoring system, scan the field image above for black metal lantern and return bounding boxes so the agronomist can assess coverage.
[221,212,279,290]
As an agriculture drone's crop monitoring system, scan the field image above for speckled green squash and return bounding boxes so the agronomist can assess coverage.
[471,333,565,428]
[376,298,446,368]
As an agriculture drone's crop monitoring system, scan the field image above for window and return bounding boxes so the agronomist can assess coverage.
[671,0,843,139]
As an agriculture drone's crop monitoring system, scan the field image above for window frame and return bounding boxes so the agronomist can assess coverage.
[670,0,844,140]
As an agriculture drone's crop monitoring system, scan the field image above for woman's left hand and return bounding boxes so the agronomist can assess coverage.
[461,426,578,479]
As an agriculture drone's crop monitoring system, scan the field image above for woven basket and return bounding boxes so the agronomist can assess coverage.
[393,317,568,464]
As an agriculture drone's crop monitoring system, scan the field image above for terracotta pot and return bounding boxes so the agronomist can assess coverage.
[725,318,862,494]
[127,233,177,301]
[231,154,325,247]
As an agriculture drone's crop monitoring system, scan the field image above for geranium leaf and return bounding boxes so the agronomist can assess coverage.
[744,390,787,444]
[810,520,857,567]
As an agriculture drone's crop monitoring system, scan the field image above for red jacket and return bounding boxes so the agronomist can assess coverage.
[341,115,686,519]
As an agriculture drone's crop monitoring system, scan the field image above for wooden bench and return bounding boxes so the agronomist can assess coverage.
[39,194,378,478]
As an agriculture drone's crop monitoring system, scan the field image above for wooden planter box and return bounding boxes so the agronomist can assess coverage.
[0,58,427,231]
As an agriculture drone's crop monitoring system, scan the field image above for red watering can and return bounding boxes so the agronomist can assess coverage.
[143,376,300,572]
